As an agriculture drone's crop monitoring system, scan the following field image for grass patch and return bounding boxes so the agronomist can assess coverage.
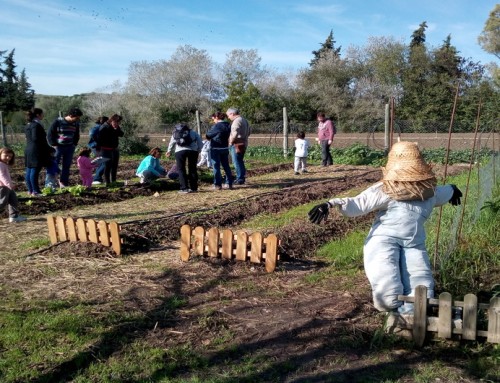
[425,162,499,297]
[19,237,51,250]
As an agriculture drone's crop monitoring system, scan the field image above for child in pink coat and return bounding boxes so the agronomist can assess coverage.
[77,148,97,188]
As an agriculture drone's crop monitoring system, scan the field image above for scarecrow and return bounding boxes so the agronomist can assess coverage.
[308,142,462,313]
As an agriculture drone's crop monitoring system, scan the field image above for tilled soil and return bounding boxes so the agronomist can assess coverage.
[0,161,491,383]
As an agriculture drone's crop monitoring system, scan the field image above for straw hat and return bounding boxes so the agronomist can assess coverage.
[382,141,437,201]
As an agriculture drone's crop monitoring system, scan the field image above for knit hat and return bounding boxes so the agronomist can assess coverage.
[382,141,437,201]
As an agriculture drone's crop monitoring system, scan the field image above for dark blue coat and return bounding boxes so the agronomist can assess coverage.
[205,121,231,148]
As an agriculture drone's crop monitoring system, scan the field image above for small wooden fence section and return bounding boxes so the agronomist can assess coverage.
[387,285,500,346]
[46,215,122,256]
[180,225,279,272]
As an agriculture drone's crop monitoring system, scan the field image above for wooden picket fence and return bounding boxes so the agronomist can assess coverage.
[180,225,279,272]
[46,215,122,255]
[386,285,500,346]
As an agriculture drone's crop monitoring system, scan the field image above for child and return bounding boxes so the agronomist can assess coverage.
[167,163,179,180]
[197,139,211,168]
[294,131,310,175]
[77,148,97,188]
[135,147,167,183]
[45,147,60,191]
[0,147,26,223]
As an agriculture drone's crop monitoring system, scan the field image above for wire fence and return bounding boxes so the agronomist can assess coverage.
[3,118,498,152]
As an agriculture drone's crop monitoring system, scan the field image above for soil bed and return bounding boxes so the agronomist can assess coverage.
[1,161,494,382]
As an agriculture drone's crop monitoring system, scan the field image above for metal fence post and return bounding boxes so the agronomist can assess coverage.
[0,111,7,147]
[283,107,288,157]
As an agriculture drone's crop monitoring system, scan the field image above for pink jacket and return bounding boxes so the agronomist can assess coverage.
[0,162,13,189]
[77,156,95,176]
[318,119,335,141]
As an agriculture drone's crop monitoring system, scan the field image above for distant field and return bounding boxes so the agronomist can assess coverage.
[148,132,498,151]
[6,131,497,151]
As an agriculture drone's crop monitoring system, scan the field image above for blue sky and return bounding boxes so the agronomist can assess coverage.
[1,0,498,96]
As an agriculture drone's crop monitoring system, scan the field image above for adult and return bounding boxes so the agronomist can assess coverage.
[24,108,52,195]
[95,114,124,186]
[316,112,335,167]
[89,116,109,185]
[308,142,462,313]
[166,123,203,193]
[47,107,83,187]
[136,147,167,183]
[206,112,234,190]
[227,108,251,185]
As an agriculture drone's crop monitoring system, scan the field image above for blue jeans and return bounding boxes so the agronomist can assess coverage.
[56,145,76,185]
[93,161,105,182]
[230,145,246,183]
[25,167,42,194]
[211,148,233,186]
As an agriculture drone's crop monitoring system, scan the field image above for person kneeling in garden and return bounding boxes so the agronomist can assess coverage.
[308,141,463,314]
[136,147,167,184]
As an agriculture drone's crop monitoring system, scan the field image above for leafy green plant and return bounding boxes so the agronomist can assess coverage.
[331,143,386,165]
[66,185,87,197]
[481,196,500,214]
[41,186,56,195]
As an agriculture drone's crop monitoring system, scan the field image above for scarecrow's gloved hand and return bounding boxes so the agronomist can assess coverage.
[449,184,462,206]
[308,202,331,224]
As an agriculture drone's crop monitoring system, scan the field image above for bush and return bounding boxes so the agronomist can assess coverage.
[119,135,151,155]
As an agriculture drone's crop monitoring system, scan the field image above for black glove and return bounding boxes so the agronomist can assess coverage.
[308,202,332,224]
[449,184,462,206]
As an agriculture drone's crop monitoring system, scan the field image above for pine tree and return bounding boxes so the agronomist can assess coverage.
[400,22,432,122]
[310,30,341,67]
[0,49,35,114]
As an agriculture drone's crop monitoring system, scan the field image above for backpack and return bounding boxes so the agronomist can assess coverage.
[173,124,193,147]
[329,119,337,135]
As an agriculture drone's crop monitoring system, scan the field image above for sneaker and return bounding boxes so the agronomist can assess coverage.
[213,185,222,190]
[294,172,300,175]
[178,189,191,194]
[9,215,27,223]
[92,180,102,185]
[223,184,233,190]
[302,169,308,173]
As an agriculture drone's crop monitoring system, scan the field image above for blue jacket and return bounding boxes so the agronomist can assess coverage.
[136,155,166,177]
[88,124,101,149]
[205,121,231,149]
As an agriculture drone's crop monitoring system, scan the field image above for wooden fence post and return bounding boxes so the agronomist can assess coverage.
[47,215,58,244]
[250,232,263,263]
[438,292,452,339]
[265,234,278,273]
[192,226,204,255]
[463,293,478,340]
[413,285,428,347]
[221,229,233,259]
[235,230,248,261]
[180,224,192,261]
[208,227,219,258]
[487,297,500,343]
[87,219,98,243]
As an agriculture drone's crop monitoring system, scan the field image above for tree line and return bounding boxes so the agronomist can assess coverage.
[1,8,499,137]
